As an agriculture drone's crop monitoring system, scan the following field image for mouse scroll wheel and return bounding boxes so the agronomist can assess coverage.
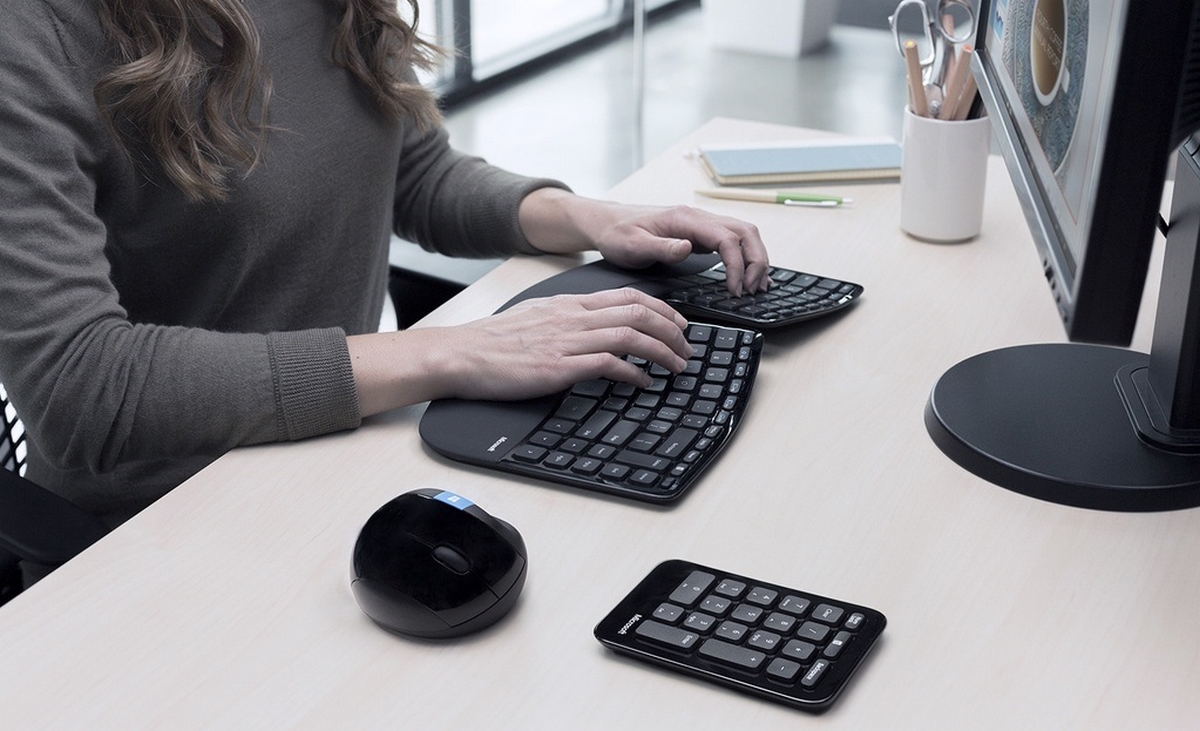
[432,545,472,575]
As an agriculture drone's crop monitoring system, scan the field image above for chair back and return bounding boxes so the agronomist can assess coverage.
[0,383,26,476]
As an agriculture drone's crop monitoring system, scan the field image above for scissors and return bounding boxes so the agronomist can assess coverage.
[890,0,975,115]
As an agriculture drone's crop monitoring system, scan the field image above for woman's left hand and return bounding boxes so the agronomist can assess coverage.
[519,188,772,296]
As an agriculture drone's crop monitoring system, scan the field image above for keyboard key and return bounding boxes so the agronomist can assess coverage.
[571,458,603,475]
[812,604,845,625]
[616,450,672,471]
[602,420,640,446]
[762,612,796,633]
[796,621,831,643]
[653,603,684,622]
[782,639,816,662]
[699,595,732,615]
[747,630,781,651]
[698,639,766,671]
[714,579,746,598]
[683,612,716,632]
[511,446,547,463]
[778,595,812,616]
[668,570,715,605]
[747,587,779,606]
[714,620,748,642]
[635,621,700,650]
[801,659,831,688]
[577,410,617,440]
[655,428,698,459]
[555,395,597,420]
[766,658,803,683]
[823,631,852,658]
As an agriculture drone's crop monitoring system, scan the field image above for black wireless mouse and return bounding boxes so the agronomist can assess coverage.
[350,488,527,639]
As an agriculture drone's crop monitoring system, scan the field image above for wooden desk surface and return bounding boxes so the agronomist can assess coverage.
[1,118,1194,729]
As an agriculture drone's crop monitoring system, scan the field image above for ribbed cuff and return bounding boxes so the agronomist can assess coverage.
[266,328,360,441]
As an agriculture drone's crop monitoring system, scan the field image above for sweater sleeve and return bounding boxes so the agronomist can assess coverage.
[391,120,572,259]
[0,7,360,491]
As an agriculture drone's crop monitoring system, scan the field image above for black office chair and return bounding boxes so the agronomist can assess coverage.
[0,384,107,606]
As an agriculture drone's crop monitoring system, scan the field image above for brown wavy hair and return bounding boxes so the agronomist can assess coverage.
[93,0,444,202]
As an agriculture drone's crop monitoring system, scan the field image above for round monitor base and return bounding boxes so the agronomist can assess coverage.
[925,343,1200,511]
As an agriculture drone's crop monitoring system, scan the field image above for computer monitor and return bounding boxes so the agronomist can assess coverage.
[924,0,1200,510]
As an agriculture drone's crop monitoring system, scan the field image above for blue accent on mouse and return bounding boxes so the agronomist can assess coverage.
[433,491,475,510]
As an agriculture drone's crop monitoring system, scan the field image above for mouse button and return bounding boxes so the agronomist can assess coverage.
[351,579,451,637]
[449,522,521,584]
[487,553,527,598]
[439,584,504,630]
[352,526,427,585]
[432,545,472,574]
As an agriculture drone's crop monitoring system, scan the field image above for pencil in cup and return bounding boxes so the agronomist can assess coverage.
[903,40,929,118]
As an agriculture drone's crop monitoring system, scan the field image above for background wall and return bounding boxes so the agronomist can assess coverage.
[837,0,897,29]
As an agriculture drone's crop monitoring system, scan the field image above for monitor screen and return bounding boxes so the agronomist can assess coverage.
[973,0,1191,345]
[984,0,1113,274]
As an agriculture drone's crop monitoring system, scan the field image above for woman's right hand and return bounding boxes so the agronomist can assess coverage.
[347,287,692,416]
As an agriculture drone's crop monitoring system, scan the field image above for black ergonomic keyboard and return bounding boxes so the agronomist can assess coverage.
[421,322,762,503]
[594,560,886,712]
[479,253,862,331]
[419,253,859,502]
[660,262,863,329]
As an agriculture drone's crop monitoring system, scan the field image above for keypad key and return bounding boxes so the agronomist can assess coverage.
[796,621,831,643]
[698,639,767,671]
[699,595,732,616]
[668,570,715,606]
[635,621,700,650]
[652,603,684,623]
[824,631,853,659]
[730,604,763,623]
[801,659,831,688]
[747,587,779,606]
[714,621,748,642]
[683,612,716,632]
[766,658,803,683]
[747,630,782,652]
[762,612,796,633]
[778,595,812,616]
[714,579,747,598]
[812,604,845,625]
[782,639,817,662]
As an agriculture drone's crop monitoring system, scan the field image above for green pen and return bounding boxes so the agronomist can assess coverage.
[696,188,851,207]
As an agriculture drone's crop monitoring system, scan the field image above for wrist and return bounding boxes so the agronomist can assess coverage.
[519,188,618,255]
[347,328,469,415]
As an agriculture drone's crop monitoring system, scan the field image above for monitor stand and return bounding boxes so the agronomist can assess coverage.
[925,343,1200,511]
[926,148,1200,512]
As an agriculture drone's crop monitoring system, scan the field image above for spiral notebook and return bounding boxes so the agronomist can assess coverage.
[699,138,902,186]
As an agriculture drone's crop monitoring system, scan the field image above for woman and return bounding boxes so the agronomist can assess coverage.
[0,0,770,524]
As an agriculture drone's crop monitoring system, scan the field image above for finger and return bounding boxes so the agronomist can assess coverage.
[556,352,657,389]
[571,324,690,374]
[569,297,693,364]
[573,288,690,332]
[736,227,772,293]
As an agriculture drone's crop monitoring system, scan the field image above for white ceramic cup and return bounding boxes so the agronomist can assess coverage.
[900,107,991,243]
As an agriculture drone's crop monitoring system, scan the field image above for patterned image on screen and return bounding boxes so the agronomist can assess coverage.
[987,0,1122,267]
[999,0,1088,178]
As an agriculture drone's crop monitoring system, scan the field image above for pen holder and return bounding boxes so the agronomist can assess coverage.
[899,107,991,243]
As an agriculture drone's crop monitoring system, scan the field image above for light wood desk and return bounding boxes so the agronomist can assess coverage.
[1,118,1195,729]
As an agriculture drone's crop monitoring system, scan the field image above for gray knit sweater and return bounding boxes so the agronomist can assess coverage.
[0,0,563,522]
